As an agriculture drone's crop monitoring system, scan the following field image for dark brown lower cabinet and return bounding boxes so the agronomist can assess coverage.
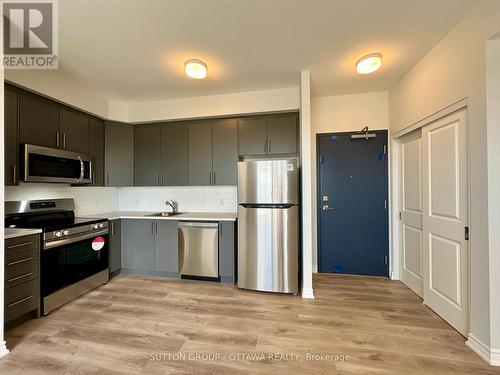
[5,234,41,329]
[109,220,121,277]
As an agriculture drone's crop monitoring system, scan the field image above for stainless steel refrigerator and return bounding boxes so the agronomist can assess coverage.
[237,159,299,293]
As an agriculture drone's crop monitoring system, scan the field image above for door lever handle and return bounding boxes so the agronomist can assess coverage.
[322,204,334,211]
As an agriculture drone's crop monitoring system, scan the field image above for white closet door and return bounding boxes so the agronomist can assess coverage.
[399,130,423,297]
[422,109,468,336]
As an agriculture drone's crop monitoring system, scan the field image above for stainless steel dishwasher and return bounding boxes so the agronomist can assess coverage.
[178,222,219,281]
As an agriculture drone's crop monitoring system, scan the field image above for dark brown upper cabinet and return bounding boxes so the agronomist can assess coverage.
[8,85,104,187]
[59,107,89,153]
[187,120,238,186]
[212,119,238,185]
[19,91,60,149]
[266,115,298,154]
[160,123,189,186]
[88,117,104,186]
[5,86,19,186]
[134,126,161,186]
[134,122,191,187]
[238,113,298,156]
[188,122,213,186]
[105,121,135,187]
[18,89,91,155]
[238,118,267,155]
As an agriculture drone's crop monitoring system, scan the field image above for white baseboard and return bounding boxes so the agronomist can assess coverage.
[0,341,9,359]
[302,288,315,299]
[466,333,500,366]
[493,349,500,366]
[312,265,318,273]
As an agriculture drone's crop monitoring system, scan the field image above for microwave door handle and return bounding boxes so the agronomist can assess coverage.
[78,156,84,182]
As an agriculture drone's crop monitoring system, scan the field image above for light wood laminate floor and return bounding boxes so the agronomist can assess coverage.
[1,273,499,374]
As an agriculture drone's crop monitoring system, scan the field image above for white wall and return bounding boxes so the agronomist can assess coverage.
[118,186,236,213]
[5,70,300,124]
[389,0,500,357]
[300,71,314,299]
[5,184,119,216]
[486,36,500,354]
[119,87,300,123]
[311,92,389,269]
[4,184,236,215]
[5,70,109,119]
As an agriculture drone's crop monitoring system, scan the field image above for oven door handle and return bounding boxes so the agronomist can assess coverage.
[44,229,108,250]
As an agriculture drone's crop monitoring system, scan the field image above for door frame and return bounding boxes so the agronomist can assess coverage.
[397,129,424,297]
[316,130,390,276]
[392,105,471,334]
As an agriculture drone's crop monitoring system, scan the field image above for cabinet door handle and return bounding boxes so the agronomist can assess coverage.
[7,272,34,283]
[213,171,216,185]
[13,164,16,184]
[63,133,67,149]
[155,221,158,235]
[110,222,115,236]
[151,221,154,235]
[264,140,267,153]
[56,131,60,148]
[268,140,271,153]
[92,171,96,185]
[8,295,33,308]
[161,173,164,185]
[7,257,33,266]
[106,172,110,186]
[209,172,212,185]
[157,172,160,185]
[7,241,33,249]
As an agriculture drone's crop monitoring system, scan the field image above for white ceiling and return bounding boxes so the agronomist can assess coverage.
[58,0,477,101]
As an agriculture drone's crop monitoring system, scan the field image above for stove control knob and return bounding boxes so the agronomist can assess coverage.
[92,224,99,230]
[99,223,105,229]
[55,231,62,237]
[63,230,69,236]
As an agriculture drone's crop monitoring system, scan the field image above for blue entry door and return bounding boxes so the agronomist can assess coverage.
[317,131,389,276]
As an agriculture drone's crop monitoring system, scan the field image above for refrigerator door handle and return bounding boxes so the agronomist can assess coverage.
[240,203,295,209]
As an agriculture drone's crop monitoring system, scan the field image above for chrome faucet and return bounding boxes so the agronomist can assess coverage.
[165,200,177,213]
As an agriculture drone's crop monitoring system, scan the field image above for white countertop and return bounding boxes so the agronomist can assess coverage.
[84,211,237,222]
[5,228,42,240]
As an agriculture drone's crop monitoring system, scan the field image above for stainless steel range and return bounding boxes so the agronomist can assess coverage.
[5,199,109,314]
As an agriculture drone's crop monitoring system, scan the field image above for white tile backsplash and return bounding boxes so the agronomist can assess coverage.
[5,183,119,216]
[5,184,237,214]
[118,186,237,213]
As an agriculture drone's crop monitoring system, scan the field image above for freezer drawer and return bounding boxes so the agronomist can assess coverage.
[178,222,219,279]
[237,205,298,293]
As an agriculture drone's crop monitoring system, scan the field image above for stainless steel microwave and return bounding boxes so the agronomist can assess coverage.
[22,144,93,184]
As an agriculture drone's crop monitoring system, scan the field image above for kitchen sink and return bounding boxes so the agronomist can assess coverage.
[145,212,183,217]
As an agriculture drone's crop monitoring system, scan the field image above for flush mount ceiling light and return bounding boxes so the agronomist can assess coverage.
[356,53,382,74]
[184,59,207,79]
